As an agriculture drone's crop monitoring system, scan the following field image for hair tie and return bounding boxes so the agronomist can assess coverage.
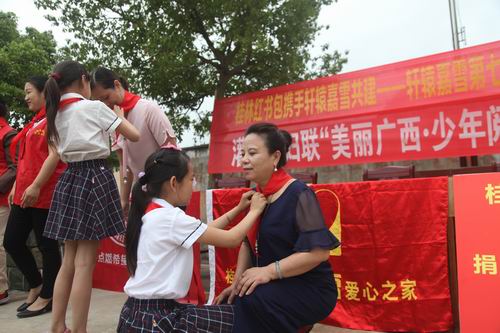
[49,72,61,81]
[138,171,148,186]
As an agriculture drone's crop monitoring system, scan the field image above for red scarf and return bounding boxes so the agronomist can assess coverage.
[145,201,163,214]
[119,90,141,114]
[10,107,46,161]
[247,168,293,256]
[58,97,83,110]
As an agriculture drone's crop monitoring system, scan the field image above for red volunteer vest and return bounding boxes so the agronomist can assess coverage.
[13,118,66,209]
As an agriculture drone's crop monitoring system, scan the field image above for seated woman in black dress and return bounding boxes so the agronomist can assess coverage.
[216,122,340,332]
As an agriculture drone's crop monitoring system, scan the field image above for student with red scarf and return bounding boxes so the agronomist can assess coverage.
[90,67,177,216]
[3,76,65,318]
[215,123,340,333]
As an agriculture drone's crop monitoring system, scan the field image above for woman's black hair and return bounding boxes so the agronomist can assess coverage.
[90,67,130,91]
[126,148,191,276]
[27,75,48,93]
[245,122,292,168]
[44,60,89,145]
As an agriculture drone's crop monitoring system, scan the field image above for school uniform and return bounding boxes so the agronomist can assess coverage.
[118,198,234,333]
[44,93,125,241]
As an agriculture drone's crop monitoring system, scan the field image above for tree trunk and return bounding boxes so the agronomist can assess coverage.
[215,74,230,100]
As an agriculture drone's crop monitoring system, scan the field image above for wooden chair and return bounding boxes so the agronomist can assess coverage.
[291,172,318,184]
[363,165,415,181]
[214,177,250,189]
[414,162,500,178]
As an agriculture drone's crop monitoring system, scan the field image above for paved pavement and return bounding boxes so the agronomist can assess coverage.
[0,289,381,333]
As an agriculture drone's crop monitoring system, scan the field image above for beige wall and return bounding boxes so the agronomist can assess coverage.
[184,144,499,189]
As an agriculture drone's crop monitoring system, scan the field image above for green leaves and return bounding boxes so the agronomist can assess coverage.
[0,12,58,127]
[33,0,346,139]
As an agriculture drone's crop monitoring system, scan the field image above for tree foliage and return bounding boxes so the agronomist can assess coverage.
[0,11,58,127]
[35,0,347,139]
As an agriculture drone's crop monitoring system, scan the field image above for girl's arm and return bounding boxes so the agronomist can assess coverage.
[197,193,266,248]
[20,145,60,208]
[113,106,140,142]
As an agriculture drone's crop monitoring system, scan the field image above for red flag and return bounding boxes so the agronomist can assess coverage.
[209,178,453,332]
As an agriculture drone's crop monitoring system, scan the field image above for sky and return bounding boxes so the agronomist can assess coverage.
[1,0,500,147]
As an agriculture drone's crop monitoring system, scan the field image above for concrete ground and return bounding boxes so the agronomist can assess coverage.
[0,289,381,333]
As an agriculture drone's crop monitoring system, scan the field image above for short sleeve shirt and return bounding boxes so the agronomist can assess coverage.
[115,99,176,178]
[124,198,207,299]
[55,93,122,163]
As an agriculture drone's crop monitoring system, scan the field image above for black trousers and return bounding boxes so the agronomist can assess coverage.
[3,204,61,299]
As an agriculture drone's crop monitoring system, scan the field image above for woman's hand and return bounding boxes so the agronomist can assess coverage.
[21,183,41,208]
[8,186,15,207]
[237,190,255,212]
[236,265,276,297]
[214,281,239,305]
[249,192,266,214]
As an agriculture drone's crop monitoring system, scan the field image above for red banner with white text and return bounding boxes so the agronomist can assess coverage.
[208,41,500,173]
[93,192,206,304]
[208,178,453,332]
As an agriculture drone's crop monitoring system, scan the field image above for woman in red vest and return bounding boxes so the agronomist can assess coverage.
[3,76,66,318]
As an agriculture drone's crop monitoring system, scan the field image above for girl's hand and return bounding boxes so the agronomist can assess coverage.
[21,184,41,208]
[214,281,239,305]
[237,190,255,211]
[236,266,275,297]
[249,193,266,213]
[113,105,125,118]
[8,187,15,207]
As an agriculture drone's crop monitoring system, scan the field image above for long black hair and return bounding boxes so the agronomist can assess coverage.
[245,122,292,168]
[44,60,89,145]
[126,148,191,276]
[90,67,130,91]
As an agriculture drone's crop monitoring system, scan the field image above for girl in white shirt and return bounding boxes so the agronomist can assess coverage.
[118,147,266,333]
[42,60,140,333]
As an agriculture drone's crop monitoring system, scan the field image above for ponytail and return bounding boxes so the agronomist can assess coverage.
[45,76,61,145]
[125,181,152,276]
[44,60,89,146]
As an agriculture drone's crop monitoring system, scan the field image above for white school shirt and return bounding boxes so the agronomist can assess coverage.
[124,198,207,299]
[55,93,122,163]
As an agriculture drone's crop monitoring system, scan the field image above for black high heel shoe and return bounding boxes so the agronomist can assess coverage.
[17,299,52,318]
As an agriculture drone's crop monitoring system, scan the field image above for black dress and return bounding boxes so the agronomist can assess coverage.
[232,180,340,333]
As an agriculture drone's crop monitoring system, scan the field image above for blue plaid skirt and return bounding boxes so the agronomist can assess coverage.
[117,297,234,333]
[44,159,125,240]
